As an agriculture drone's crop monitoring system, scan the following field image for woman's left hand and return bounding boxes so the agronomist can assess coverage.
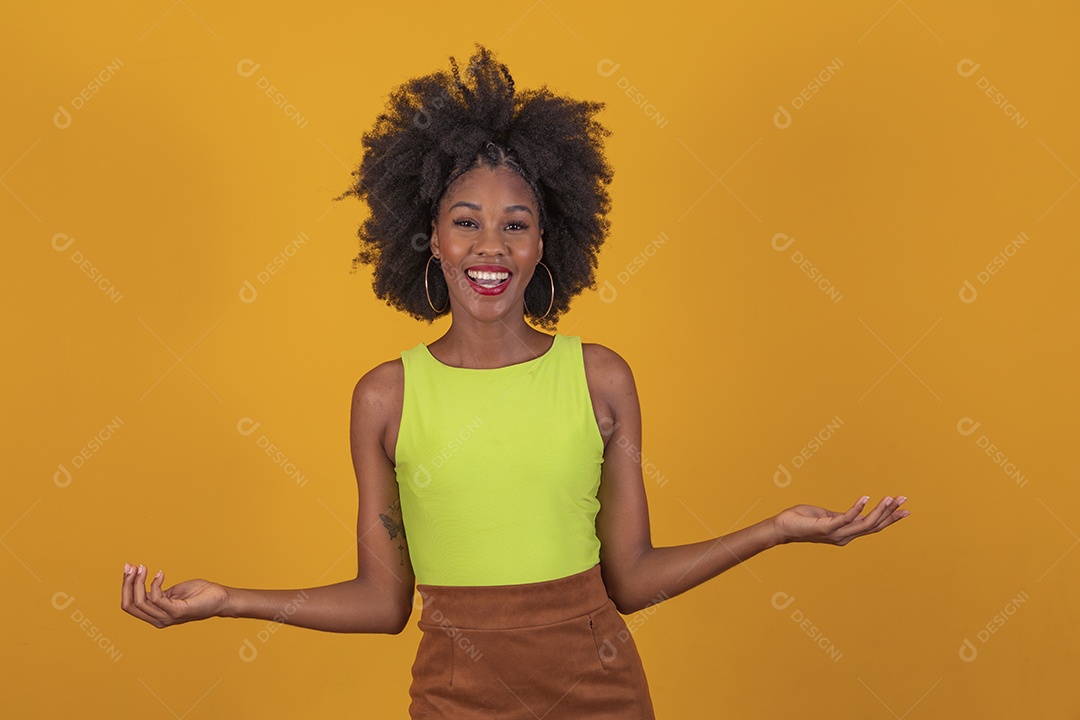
[772,495,908,546]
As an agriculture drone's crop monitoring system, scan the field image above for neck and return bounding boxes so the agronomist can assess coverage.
[434,316,551,369]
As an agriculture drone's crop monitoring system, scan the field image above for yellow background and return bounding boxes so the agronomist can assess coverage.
[4,1,1078,717]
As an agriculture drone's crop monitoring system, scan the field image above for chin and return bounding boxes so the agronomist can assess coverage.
[463,303,520,320]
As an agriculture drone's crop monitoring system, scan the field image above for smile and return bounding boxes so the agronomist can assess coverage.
[464,266,513,296]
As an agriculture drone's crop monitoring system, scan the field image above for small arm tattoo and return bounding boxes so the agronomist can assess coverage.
[379,500,406,566]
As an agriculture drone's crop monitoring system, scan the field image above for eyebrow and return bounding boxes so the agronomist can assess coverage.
[449,201,534,216]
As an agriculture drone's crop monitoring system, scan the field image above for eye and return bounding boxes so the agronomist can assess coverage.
[506,222,529,231]
[453,219,477,228]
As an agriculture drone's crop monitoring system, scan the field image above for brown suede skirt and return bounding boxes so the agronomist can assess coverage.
[408,564,656,719]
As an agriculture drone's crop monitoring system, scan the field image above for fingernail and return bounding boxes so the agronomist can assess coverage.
[138,564,145,575]
[897,496,908,505]
[156,570,162,579]
[885,497,893,506]
[124,562,131,574]
[861,496,870,504]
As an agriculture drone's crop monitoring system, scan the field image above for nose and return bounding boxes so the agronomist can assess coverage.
[473,225,508,255]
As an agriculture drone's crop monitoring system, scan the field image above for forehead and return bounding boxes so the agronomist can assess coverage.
[443,165,537,207]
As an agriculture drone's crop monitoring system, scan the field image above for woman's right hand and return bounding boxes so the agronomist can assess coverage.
[120,563,230,628]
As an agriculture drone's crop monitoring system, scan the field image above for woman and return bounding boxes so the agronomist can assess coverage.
[121,44,909,718]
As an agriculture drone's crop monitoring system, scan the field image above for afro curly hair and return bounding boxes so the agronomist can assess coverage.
[335,43,614,330]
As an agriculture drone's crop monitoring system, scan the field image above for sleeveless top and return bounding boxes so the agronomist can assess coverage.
[394,333,605,586]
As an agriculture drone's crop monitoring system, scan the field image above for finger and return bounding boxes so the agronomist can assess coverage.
[810,497,870,538]
[144,570,180,623]
[845,496,871,522]
[149,570,165,602]
[839,496,909,541]
[131,565,172,624]
[862,496,895,526]
[120,562,135,610]
[121,563,165,626]
[869,496,910,533]
[131,565,152,605]
[829,498,872,533]
[820,496,872,528]
[833,496,893,541]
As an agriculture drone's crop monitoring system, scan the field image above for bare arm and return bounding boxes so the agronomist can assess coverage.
[121,362,416,634]
[586,345,909,615]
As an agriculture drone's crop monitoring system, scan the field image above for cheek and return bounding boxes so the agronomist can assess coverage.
[518,239,543,258]
[435,231,466,257]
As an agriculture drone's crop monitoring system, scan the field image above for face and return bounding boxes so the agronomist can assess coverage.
[430,164,544,323]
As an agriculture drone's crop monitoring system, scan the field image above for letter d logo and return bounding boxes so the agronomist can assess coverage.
[956,417,981,436]
[412,464,432,488]
[773,463,792,488]
[51,591,75,611]
[959,279,978,304]
[956,59,981,78]
[596,59,621,78]
[771,233,795,252]
[598,279,618,304]
[52,233,75,252]
[54,464,72,488]
[773,105,792,129]
[239,279,258,304]
[238,639,258,662]
[771,591,795,610]
[237,59,260,78]
[237,417,261,436]
[53,105,72,129]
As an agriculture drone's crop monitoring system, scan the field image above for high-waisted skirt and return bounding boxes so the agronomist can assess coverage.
[408,563,656,719]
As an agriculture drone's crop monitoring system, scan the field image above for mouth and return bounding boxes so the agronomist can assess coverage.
[464,265,513,296]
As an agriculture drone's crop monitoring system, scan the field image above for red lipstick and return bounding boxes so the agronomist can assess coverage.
[464,264,513,296]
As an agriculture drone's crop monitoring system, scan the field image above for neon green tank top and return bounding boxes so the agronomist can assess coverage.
[394,333,604,586]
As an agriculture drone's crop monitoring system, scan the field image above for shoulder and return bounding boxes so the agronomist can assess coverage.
[581,342,641,447]
[352,357,404,415]
[581,341,637,396]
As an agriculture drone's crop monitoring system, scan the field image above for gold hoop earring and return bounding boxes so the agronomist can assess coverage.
[524,261,554,319]
[425,254,448,313]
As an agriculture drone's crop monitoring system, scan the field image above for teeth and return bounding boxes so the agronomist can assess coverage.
[467,270,510,281]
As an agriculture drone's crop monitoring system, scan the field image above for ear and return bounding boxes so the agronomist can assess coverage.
[430,221,440,257]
